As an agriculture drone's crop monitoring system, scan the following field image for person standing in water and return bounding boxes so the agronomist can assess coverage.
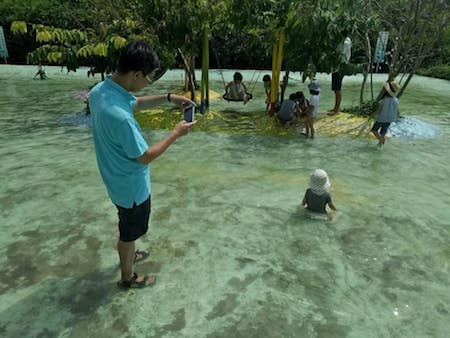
[328,32,352,115]
[371,81,401,147]
[90,41,196,289]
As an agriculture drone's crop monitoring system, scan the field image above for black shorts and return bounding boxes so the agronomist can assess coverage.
[115,196,151,242]
[331,72,344,91]
[371,121,391,136]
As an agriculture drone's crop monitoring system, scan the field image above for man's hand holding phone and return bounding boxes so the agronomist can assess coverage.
[183,106,195,122]
[169,101,197,138]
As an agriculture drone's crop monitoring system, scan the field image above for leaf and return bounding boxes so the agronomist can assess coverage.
[94,43,108,57]
[110,36,127,50]
[36,31,52,43]
[10,21,27,34]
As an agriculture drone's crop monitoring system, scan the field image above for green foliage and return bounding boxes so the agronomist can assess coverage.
[10,21,27,33]
[10,14,166,74]
[442,26,450,64]
[284,0,355,73]
[342,101,377,117]
[377,0,449,79]
[417,64,450,81]
[0,0,97,29]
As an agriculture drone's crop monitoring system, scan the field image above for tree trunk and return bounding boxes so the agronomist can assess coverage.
[178,48,196,101]
[360,31,372,105]
[398,73,414,98]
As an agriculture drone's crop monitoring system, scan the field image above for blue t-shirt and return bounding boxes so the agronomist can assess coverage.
[90,77,150,208]
[376,96,398,123]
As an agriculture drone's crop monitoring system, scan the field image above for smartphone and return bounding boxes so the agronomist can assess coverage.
[183,106,195,122]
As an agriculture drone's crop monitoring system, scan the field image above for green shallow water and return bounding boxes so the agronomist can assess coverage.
[0,65,449,338]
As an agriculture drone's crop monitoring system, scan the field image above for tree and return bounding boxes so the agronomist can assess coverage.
[10,14,170,79]
[376,0,450,98]
[138,0,230,100]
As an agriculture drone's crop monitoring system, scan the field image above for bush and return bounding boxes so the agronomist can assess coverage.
[342,101,377,117]
[417,64,450,81]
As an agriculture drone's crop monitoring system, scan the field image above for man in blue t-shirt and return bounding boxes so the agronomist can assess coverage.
[90,41,196,289]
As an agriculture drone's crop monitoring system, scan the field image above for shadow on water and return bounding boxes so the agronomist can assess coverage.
[0,267,123,337]
[0,221,133,337]
[59,111,92,128]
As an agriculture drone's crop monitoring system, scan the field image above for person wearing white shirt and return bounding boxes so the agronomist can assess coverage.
[328,33,352,115]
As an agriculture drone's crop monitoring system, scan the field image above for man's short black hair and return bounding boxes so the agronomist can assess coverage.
[117,41,160,75]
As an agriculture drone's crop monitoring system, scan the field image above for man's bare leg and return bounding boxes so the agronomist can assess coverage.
[118,240,135,281]
[328,91,341,115]
[335,91,342,113]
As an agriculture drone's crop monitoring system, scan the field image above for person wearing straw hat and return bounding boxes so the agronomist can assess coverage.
[371,81,401,146]
[301,169,337,214]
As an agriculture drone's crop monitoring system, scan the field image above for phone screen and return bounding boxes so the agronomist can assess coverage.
[183,106,195,122]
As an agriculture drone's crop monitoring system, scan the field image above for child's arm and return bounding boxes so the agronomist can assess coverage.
[328,200,337,211]
[301,196,307,208]
[225,81,231,92]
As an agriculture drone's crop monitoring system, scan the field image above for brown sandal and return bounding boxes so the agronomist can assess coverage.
[117,273,156,289]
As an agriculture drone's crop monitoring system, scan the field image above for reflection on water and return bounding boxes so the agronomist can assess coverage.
[0,66,449,337]
[389,116,440,138]
[59,111,92,128]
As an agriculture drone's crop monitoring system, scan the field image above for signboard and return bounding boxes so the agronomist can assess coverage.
[374,31,389,63]
[0,26,9,59]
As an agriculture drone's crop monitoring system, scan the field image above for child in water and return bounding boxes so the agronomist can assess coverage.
[301,169,337,215]
[308,79,320,120]
[371,81,401,147]
[294,91,314,138]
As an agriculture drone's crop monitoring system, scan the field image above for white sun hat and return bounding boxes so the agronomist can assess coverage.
[309,169,331,195]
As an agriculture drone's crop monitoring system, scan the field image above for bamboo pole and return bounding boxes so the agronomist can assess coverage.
[269,31,285,116]
[201,25,210,111]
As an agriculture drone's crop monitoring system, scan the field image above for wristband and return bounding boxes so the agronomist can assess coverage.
[167,93,172,102]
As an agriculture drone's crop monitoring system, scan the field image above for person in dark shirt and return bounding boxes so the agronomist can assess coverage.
[301,169,337,214]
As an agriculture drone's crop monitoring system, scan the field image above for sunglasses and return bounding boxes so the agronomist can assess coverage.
[145,74,153,84]
[143,69,158,84]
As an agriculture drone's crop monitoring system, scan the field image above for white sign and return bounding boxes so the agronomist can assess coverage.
[0,26,8,58]
[374,31,389,63]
